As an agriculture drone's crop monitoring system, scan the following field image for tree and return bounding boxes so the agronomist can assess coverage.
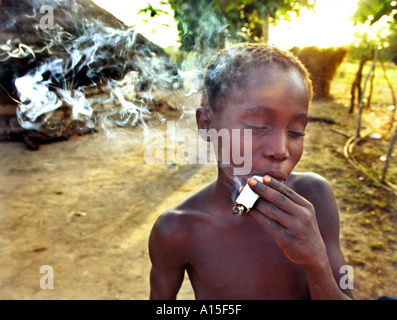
[219,0,315,44]
[354,0,397,26]
[353,0,397,185]
[168,0,315,52]
[168,0,227,52]
[354,47,378,140]
[350,1,397,113]
[138,4,169,17]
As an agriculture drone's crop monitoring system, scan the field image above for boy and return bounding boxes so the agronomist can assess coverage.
[148,43,353,300]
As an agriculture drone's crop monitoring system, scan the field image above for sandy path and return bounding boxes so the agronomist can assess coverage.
[0,109,217,299]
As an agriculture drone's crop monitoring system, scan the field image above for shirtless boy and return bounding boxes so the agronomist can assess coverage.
[149,43,353,300]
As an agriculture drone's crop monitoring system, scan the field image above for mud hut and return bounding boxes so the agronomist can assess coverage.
[290,46,347,99]
[0,0,182,149]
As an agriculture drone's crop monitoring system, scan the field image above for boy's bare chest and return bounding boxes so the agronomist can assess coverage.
[186,217,309,299]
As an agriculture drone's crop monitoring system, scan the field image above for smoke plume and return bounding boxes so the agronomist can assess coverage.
[0,0,183,137]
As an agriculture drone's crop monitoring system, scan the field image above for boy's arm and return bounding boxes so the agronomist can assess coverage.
[149,212,187,300]
[302,174,354,300]
[247,174,353,300]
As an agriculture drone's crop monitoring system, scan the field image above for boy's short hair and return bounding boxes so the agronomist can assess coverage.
[201,43,313,113]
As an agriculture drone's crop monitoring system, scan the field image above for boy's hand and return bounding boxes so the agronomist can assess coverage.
[247,176,328,268]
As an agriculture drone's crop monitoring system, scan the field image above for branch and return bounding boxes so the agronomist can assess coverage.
[381,123,397,183]
[355,48,378,140]
[343,132,397,195]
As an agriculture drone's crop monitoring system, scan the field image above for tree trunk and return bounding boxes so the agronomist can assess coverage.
[379,58,397,130]
[355,49,378,140]
[263,11,270,44]
[365,63,376,109]
[381,122,397,183]
[349,56,367,114]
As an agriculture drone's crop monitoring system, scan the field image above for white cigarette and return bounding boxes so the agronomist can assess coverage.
[232,175,262,215]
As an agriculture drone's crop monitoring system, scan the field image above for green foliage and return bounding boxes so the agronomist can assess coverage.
[354,0,397,25]
[168,0,315,52]
[348,24,397,62]
[168,0,227,52]
[138,3,169,17]
[350,1,397,62]
[382,23,397,60]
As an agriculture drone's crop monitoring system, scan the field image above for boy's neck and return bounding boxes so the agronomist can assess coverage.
[207,170,240,217]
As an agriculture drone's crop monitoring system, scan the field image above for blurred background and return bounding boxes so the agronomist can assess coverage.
[0,0,396,300]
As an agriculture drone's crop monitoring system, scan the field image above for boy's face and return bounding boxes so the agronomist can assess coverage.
[211,65,310,185]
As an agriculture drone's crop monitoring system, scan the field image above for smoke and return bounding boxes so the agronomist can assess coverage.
[0,0,183,136]
[0,0,236,141]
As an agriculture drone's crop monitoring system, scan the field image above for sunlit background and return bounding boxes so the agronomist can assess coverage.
[269,0,361,49]
[92,0,390,49]
[93,0,180,48]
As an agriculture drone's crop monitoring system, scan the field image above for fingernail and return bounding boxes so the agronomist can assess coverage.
[248,177,257,186]
[264,175,271,183]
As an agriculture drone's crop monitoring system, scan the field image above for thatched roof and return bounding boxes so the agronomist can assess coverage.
[0,0,182,147]
[290,46,347,99]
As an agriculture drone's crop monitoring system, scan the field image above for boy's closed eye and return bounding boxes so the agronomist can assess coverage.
[243,123,268,130]
[242,123,306,138]
[288,130,306,138]
[242,123,269,137]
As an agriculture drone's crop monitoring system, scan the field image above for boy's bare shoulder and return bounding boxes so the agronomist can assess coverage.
[288,171,333,198]
[150,183,214,243]
[289,171,340,236]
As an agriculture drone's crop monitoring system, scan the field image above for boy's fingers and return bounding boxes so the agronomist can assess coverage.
[254,199,291,229]
[249,208,286,238]
[248,177,295,213]
[261,175,309,207]
[248,176,308,212]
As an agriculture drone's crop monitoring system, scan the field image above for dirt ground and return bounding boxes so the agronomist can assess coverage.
[0,95,396,300]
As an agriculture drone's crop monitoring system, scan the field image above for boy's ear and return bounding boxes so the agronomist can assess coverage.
[196,107,213,142]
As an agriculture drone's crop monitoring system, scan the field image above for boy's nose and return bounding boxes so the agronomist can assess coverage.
[263,133,289,161]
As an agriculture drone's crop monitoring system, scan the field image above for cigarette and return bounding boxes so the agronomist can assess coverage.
[232,175,262,215]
